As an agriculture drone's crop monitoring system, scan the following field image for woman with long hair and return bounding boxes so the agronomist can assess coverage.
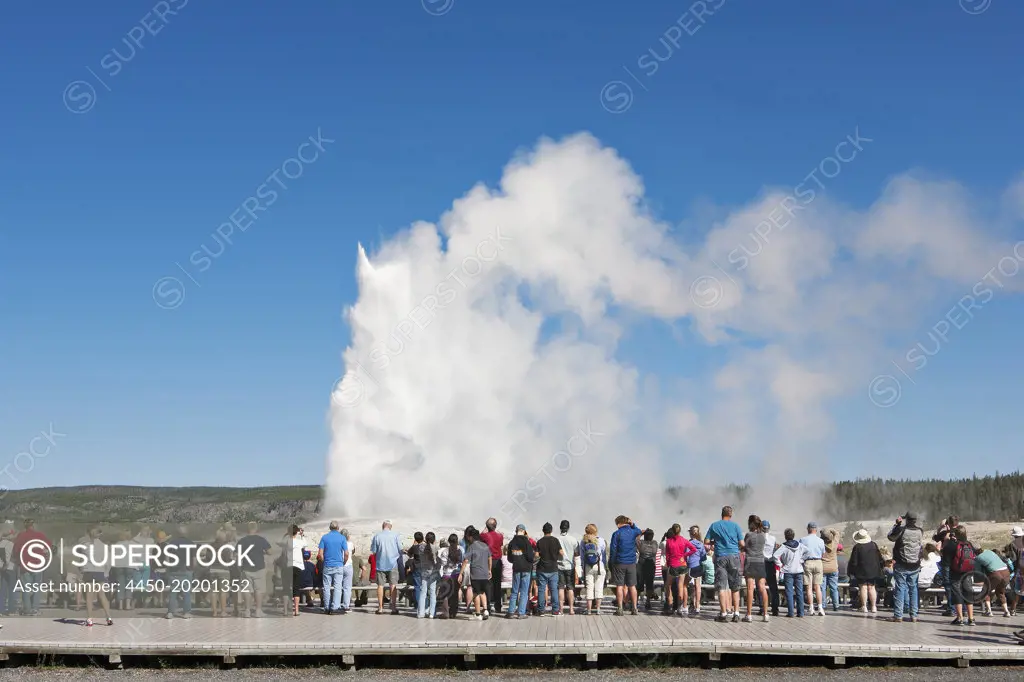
[743,515,769,622]
[436,533,463,619]
[417,532,441,618]
[663,523,697,616]
[287,525,303,616]
[687,525,706,614]
[581,523,607,615]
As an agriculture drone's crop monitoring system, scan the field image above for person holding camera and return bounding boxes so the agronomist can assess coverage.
[934,516,960,615]
[886,511,924,622]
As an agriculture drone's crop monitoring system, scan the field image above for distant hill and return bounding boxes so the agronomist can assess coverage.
[0,485,323,524]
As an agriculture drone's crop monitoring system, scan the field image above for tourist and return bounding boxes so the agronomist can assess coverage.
[165,525,197,620]
[506,524,535,619]
[743,515,770,622]
[609,515,643,616]
[287,525,305,616]
[480,518,505,614]
[317,520,348,615]
[657,530,672,612]
[761,521,779,617]
[1008,527,1024,616]
[887,512,924,623]
[920,543,941,588]
[581,523,606,615]
[352,544,369,608]
[462,527,493,620]
[557,520,580,615]
[0,528,15,617]
[436,533,463,619]
[821,527,840,612]
[946,526,976,626]
[700,539,715,610]
[636,529,658,610]
[687,525,707,615]
[535,522,563,616]
[774,528,809,618]
[848,529,882,613]
[705,506,744,623]
[13,519,50,616]
[664,523,698,617]
[934,515,960,615]
[370,520,403,615]
[798,522,826,616]
[407,531,425,608]
[974,545,1012,618]
[79,526,114,627]
[417,532,441,618]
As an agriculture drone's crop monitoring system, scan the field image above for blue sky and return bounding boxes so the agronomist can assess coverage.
[2,0,1022,489]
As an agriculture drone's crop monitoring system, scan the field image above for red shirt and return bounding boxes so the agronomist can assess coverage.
[480,531,504,560]
[369,553,377,581]
[13,529,51,571]
[665,535,697,568]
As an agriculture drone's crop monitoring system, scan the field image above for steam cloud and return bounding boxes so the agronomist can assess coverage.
[327,132,1024,532]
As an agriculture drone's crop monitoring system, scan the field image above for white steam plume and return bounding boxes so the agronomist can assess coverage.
[327,132,1024,533]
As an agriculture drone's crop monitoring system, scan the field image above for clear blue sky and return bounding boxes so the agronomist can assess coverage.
[2,1,1022,488]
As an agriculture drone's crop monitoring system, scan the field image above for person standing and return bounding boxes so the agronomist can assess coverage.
[506,524,535,619]
[762,520,779,617]
[237,523,273,618]
[686,526,707,615]
[580,524,607,615]
[946,526,976,626]
[705,506,745,622]
[79,526,114,627]
[287,525,305,616]
[535,522,564,616]
[339,529,355,612]
[797,522,826,616]
[609,515,643,616]
[934,516,960,616]
[774,529,809,618]
[742,515,770,622]
[437,534,464,619]
[370,520,403,615]
[461,528,493,620]
[664,523,698,617]
[848,529,883,614]
[480,518,505,614]
[317,521,349,615]
[417,532,441,618]
[821,527,840,612]
[13,519,50,616]
[556,520,580,615]
[975,547,1012,618]
[165,525,198,619]
[886,512,924,623]
[636,529,658,610]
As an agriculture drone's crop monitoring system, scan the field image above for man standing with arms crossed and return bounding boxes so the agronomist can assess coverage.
[705,506,745,622]
[609,515,643,616]
[479,518,504,614]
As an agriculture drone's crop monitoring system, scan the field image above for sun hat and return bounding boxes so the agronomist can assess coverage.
[1011,526,1024,538]
[853,529,871,544]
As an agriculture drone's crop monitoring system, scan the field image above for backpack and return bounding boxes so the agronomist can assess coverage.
[583,542,601,567]
[896,527,923,565]
[953,541,976,574]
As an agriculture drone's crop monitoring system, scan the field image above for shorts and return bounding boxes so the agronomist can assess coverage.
[744,558,767,581]
[714,554,742,592]
[471,578,491,595]
[988,569,1010,597]
[612,563,637,587]
[803,559,824,586]
[243,568,267,594]
[375,568,399,587]
[689,566,705,580]
[949,572,968,605]
[82,571,108,587]
[559,570,575,588]
[668,565,688,578]
[208,568,230,580]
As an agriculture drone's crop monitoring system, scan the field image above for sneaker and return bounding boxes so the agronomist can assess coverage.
[870,607,877,614]
[181,613,191,620]
[817,607,825,616]
[741,614,752,623]
[475,614,483,621]
[860,606,868,613]
[484,609,490,617]
[630,606,638,616]
[886,616,903,623]
[483,611,489,621]
[715,613,729,622]
[615,607,624,616]
[950,618,964,626]
[516,614,523,619]
[504,612,513,619]
[85,619,94,627]
[731,612,740,623]
[910,617,919,623]
[967,619,977,626]
[762,613,770,623]
[164,612,174,620]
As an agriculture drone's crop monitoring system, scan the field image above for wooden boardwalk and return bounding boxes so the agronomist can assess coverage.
[2,604,1024,667]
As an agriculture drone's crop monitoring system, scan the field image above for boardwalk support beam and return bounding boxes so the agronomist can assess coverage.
[957,657,970,668]
[586,652,598,668]
[107,654,122,670]
[342,654,356,669]
[222,655,236,667]
[463,653,477,669]
[831,656,846,667]
[704,652,722,669]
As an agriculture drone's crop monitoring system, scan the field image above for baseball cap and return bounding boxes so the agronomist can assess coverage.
[807,521,818,529]
[762,520,770,530]
[515,524,526,532]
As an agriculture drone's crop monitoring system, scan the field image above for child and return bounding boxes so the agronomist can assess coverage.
[700,540,715,608]
[300,549,318,608]
[773,529,809,617]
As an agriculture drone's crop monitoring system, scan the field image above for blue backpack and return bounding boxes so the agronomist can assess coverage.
[583,541,601,567]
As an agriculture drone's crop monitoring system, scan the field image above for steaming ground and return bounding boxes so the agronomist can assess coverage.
[327,132,1024,531]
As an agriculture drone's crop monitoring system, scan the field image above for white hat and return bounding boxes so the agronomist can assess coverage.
[853,529,871,544]
[1010,526,1024,538]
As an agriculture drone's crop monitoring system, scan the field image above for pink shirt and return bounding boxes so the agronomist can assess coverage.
[665,535,697,568]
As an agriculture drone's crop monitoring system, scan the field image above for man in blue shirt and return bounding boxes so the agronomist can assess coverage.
[370,519,403,615]
[705,506,745,622]
[609,515,644,616]
[799,522,826,617]
[317,520,350,615]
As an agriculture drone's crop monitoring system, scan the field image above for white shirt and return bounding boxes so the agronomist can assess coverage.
[920,552,941,585]
[112,540,136,568]
[0,538,14,571]
[763,533,777,559]
[290,537,304,570]
[80,537,109,573]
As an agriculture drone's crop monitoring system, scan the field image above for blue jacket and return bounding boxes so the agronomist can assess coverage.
[609,523,643,565]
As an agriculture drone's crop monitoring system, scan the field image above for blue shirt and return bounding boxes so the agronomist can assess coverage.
[798,534,825,560]
[609,523,643,564]
[705,519,744,557]
[370,529,403,571]
[318,530,349,568]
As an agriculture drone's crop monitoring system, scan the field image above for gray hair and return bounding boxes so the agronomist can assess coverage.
[329,520,340,531]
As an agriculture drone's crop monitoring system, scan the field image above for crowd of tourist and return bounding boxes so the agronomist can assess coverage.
[308,507,1024,644]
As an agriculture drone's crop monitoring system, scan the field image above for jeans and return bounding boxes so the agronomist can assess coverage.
[783,573,805,616]
[509,571,531,615]
[491,558,504,610]
[417,573,438,617]
[765,560,779,613]
[893,567,920,619]
[941,566,953,610]
[824,571,840,609]
[20,571,44,613]
[322,565,343,611]
[341,564,353,610]
[537,571,560,614]
[413,570,422,607]
[167,571,193,614]
[0,570,16,614]
[638,557,656,597]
